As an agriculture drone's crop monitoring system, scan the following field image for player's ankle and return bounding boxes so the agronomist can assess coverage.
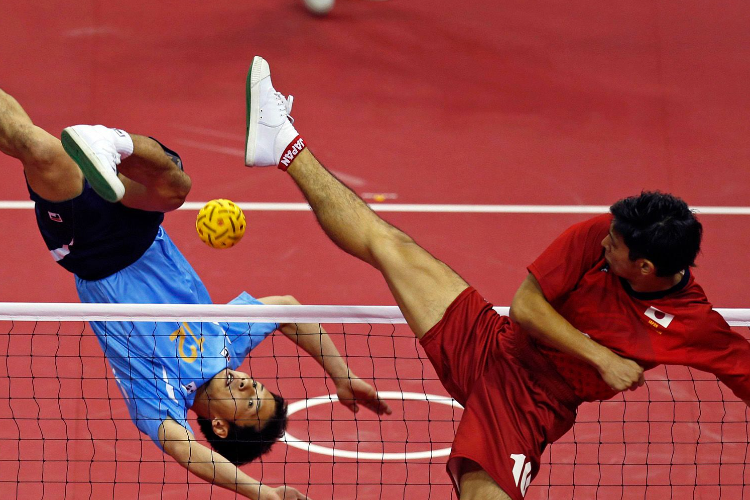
[283,144,314,174]
[278,135,306,171]
[108,128,134,160]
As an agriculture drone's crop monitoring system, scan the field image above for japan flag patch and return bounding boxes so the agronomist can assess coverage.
[645,306,675,328]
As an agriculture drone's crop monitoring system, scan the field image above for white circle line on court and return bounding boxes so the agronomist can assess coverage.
[282,391,463,461]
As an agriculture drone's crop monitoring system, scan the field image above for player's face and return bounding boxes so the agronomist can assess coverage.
[208,369,277,430]
[601,223,639,278]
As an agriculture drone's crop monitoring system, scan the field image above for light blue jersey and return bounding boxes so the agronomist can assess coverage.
[76,228,278,449]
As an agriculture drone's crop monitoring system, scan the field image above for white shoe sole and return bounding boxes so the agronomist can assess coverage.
[61,127,125,203]
[245,56,270,167]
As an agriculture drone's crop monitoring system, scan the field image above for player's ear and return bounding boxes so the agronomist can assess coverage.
[638,258,656,276]
[211,417,230,439]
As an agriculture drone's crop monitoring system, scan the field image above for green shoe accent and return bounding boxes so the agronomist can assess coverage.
[61,128,121,203]
[245,59,254,162]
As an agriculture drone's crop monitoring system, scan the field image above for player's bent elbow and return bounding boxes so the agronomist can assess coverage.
[509,274,546,327]
[509,290,532,326]
[508,303,524,326]
[510,293,548,336]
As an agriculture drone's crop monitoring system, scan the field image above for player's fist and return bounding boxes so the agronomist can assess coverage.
[335,373,392,416]
[598,352,645,392]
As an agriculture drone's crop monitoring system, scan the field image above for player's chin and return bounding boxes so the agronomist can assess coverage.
[209,371,228,392]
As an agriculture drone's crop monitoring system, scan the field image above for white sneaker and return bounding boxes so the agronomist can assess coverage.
[61,125,128,202]
[245,56,305,169]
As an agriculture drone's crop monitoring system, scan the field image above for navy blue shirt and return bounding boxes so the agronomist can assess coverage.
[28,181,164,280]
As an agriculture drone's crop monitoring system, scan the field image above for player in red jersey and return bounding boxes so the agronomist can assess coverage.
[244,56,750,500]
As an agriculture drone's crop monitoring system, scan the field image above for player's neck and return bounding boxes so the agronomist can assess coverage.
[626,269,685,293]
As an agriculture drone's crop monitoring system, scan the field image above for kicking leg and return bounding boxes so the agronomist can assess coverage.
[244,57,512,500]
[287,149,468,338]
[61,125,191,211]
[243,57,467,337]
[459,461,513,500]
[0,88,83,201]
[118,135,192,212]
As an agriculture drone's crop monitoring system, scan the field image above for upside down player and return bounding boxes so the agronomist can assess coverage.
[243,56,750,499]
[0,88,391,500]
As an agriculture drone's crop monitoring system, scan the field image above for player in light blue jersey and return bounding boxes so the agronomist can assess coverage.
[0,88,390,500]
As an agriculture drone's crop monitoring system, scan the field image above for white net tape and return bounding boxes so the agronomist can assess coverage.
[0,303,748,326]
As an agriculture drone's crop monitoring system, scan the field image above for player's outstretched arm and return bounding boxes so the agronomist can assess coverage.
[510,273,645,392]
[258,295,392,417]
[159,418,310,500]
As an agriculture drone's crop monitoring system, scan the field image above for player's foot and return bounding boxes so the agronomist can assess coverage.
[245,56,305,170]
[61,125,131,203]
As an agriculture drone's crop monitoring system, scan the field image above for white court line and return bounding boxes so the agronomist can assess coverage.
[1,201,749,215]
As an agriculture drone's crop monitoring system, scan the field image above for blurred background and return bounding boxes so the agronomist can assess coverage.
[1,0,748,308]
[2,1,750,499]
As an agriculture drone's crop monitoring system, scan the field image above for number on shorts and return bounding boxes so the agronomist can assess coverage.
[510,453,532,497]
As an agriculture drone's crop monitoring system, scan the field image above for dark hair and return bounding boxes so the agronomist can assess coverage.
[609,191,702,277]
[197,391,288,465]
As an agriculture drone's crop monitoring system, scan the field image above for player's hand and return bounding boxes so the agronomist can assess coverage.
[334,373,392,416]
[597,351,645,392]
[260,485,311,500]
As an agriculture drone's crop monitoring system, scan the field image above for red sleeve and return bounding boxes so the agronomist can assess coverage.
[687,313,750,401]
[528,214,612,302]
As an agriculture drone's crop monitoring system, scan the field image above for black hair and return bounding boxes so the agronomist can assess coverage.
[609,191,702,277]
[197,391,288,465]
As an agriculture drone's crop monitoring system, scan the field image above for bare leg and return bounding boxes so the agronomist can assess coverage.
[459,461,513,500]
[118,135,192,212]
[286,148,468,338]
[286,149,508,498]
[0,89,191,209]
[0,88,83,201]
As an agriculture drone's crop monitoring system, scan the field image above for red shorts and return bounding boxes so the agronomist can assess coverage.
[420,287,581,500]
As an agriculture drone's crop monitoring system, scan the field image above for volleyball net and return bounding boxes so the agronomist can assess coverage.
[0,303,747,500]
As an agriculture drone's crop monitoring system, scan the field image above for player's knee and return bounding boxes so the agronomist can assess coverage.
[169,179,191,207]
[19,129,61,167]
[155,176,191,211]
[369,226,417,267]
[459,463,513,500]
[279,295,300,306]
[378,224,414,249]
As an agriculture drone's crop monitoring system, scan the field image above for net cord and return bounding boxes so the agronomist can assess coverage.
[0,303,747,326]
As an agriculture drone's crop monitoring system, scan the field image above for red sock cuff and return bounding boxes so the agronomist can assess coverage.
[278,135,307,171]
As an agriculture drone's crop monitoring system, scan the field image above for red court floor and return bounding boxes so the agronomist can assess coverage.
[0,0,748,498]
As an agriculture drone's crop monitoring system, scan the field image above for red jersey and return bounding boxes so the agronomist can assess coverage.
[524,214,750,402]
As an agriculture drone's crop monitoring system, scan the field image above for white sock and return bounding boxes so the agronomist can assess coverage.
[110,128,134,160]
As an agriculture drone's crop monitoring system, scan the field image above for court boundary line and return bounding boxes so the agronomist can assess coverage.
[1,201,749,215]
